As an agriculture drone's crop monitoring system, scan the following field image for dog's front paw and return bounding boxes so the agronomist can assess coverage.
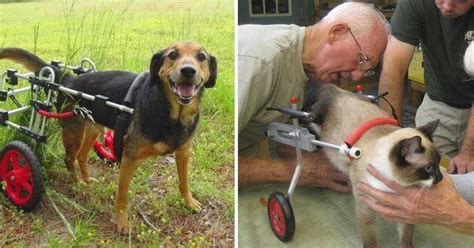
[77,176,98,186]
[84,176,98,184]
[185,196,202,212]
[76,176,88,186]
[115,216,129,235]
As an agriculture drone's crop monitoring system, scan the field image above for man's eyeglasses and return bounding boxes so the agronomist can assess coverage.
[347,26,374,73]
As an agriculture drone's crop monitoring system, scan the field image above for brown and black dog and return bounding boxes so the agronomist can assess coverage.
[0,41,217,233]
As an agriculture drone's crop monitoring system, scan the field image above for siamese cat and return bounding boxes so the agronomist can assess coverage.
[303,83,443,248]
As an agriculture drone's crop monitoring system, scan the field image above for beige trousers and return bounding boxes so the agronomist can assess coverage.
[415,94,470,159]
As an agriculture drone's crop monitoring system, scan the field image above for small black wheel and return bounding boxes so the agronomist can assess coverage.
[267,192,295,242]
[0,141,43,211]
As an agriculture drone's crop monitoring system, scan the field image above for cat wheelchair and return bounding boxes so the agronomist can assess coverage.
[0,58,131,211]
[265,96,362,242]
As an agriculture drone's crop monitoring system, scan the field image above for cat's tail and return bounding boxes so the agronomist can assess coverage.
[302,81,339,125]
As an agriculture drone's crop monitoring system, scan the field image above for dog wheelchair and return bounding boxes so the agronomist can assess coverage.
[0,58,133,211]
[264,96,362,241]
[264,86,396,241]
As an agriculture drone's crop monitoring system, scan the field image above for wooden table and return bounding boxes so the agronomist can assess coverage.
[408,73,425,107]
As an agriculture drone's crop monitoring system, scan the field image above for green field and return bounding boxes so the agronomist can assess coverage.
[0,0,234,246]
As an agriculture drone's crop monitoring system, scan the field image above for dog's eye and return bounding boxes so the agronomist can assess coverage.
[168,51,178,60]
[197,53,206,61]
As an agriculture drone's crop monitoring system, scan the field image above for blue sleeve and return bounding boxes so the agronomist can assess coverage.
[450,172,474,205]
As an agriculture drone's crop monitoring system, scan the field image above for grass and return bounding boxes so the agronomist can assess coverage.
[0,0,234,246]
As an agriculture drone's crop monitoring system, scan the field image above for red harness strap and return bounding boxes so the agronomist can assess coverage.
[344,117,398,148]
[37,109,75,119]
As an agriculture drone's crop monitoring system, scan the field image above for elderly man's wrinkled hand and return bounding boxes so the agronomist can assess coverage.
[448,152,474,174]
[356,164,464,226]
[302,153,352,193]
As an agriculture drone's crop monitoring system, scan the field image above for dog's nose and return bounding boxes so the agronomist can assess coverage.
[181,67,196,79]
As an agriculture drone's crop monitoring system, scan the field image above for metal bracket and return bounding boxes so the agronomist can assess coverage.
[30,100,51,112]
[0,91,7,101]
[19,126,47,143]
[266,123,318,152]
[0,110,8,125]
[6,69,18,85]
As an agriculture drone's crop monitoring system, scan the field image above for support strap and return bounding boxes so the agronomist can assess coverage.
[113,71,149,162]
[344,117,398,148]
[37,109,75,119]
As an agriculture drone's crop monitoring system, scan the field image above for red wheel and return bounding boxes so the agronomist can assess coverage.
[267,192,295,242]
[94,130,117,163]
[0,141,43,211]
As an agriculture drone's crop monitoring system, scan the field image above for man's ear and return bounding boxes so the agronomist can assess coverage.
[149,49,166,87]
[205,55,217,88]
[328,23,348,44]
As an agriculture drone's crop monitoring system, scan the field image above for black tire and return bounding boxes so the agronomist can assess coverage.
[0,141,43,211]
[267,192,295,242]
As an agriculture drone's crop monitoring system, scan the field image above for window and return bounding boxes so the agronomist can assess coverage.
[249,0,292,17]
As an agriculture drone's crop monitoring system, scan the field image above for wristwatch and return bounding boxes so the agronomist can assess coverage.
[465,30,474,42]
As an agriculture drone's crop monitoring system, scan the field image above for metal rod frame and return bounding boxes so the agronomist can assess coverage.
[1,62,135,143]
[287,102,303,201]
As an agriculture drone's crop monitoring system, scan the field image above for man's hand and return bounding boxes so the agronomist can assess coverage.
[448,151,474,174]
[357,165,465,225]
[449,105,474,174]
[301,152,351,192]
[275,142,351,192]
[238,150,351,193]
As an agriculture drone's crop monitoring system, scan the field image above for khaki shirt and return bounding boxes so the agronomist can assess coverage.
[238,24,308,155]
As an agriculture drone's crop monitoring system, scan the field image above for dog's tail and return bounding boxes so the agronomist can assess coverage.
[0,47,71,86]
[0,48,49,72]
[0,48,74,112]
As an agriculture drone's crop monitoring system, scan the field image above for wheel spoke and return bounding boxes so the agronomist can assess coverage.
[14,184,21,198]
[10,154,20,170]
[21,181,33,194]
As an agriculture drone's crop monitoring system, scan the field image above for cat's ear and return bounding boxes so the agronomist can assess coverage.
[401,136,423,158]
[417,119,439,139]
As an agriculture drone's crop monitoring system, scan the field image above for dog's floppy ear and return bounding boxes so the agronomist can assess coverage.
[205,55,217,88]
[149,49,166,87]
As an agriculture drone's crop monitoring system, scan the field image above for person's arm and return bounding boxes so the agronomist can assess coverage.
[238,146,351,193]
[357,165,474,235]
[378,35,416,119]
[448,104,474,174]
[238,56,270,133]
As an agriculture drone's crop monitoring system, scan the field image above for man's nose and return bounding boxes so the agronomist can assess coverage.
[442,0,455,12]
[351,70,365,81]
[339,72,351,79]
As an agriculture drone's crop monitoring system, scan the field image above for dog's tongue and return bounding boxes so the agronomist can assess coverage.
[177,84,194,97]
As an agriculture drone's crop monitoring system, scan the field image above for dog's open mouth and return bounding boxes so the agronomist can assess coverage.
[170,81,201,105]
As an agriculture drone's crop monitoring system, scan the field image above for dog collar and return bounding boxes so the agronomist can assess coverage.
[344,117,398,148]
